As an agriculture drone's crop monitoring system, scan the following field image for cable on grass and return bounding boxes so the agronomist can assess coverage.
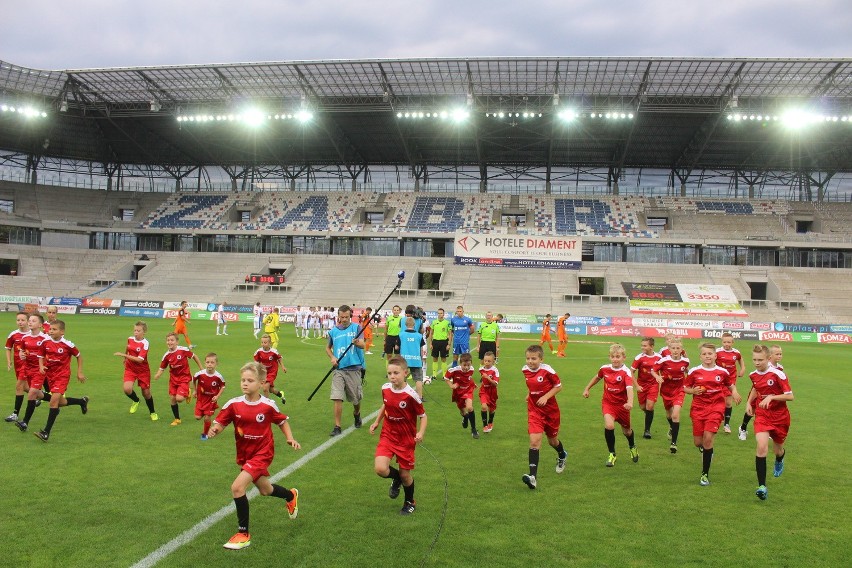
[418,443,449,567]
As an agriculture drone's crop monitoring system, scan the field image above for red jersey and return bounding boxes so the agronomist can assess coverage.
[124,337,150,375]
[479,366,500,391]
[685,365,734,411]
[715,347,742,377]
[749,368,792,414]
[41,337,81,383]
[653,356,690,384]
[194,370,225,396]
[632,352,661,385]
[5,329,27,370]
[378,382,425,446]
[659,346,687,359]
[21,332,49,372]
[445,367,476,392]
[159,346,195,381]
[253,348,282,381]
[214,395,288,466]
[596,364,634,406]
[523,363,561,407]
[42,321,52,334]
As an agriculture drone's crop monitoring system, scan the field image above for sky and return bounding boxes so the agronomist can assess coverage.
[1,0,850,70]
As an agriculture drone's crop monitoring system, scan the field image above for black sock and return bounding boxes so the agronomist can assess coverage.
[724,407,732,425]
[644,409,654,432]
[481,410,488,427]
[234,495,250,533]
[776,450,785,463]
[667,417,674,429]
[145,396,156,413]
[65,397,83,406]
[384,466,402,482]
[625,431,636,448]
[403,479,415,502]
[14,394,24,414]
[488,411,495,425]
[756,456,767,486]
[171,404,180,420]
[467,412,477,432]
[702,447,714,475]
[528,448,539,477]
[270,484,294,501]
[462,413,468,428]
[671,422,680,444]
[22,399,36,423]
[126,391,140,402]
[44,407,60,434]
[554,441,566,458]
[604,428,616,454]
[741,414,752,429]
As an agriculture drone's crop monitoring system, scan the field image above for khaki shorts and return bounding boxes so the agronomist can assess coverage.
[409,367,424,383]
[330,368,363,404]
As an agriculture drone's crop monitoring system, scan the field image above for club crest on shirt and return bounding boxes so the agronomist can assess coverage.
[767,379,774,386]
[537,376,544,382]
[715,376,721,382]
[615,376,622,382]
[57,348,64,354]
[256,413,266,423]
[399,400,408,409]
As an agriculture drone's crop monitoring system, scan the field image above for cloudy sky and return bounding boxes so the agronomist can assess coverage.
[2,0,849,70]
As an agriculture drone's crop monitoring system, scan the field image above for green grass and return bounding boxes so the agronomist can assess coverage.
[1,313,849,567]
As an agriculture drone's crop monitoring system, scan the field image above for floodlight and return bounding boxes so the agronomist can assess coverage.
[451,109,469,122]
[150,100,161,112]
[59,101,68,112]
[242,108,265,127]
[296,110,313,123]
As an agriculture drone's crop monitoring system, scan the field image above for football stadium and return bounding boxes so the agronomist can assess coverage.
[1,57,850,566]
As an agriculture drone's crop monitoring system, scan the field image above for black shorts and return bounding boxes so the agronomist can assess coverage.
[431,339,449,358]
[383,334,400,355]
[478,341,497,360]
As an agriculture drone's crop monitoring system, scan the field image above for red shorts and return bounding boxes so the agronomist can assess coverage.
[124,370,151,389]
[602,403,632,429]
[29,369,46,391]
[240,455,272,482]
[660,382,685,410]
[691,405,724,436]
[527,400,560,438]
[452,386,475,410]
[13,360,25,381]
[169,378,191,398]
[48,376,70,395]
[376,436,415,470]
[265,374,278,388]
[754,408,790,445]
[637,381,659,406]
[479,387,498,412]
[194,395,219,418]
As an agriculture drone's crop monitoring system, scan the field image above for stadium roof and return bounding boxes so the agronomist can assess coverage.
[1,57,851,181]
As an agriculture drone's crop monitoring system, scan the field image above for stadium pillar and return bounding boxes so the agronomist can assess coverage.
[748,185,755,199]
[680,183,686,197]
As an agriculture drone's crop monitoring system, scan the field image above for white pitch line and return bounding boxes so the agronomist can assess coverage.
[131,409,379,568]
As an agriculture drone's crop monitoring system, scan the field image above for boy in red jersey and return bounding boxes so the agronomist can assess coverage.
[370,355,427,515]
[739,344,783,440]
[521,345,567,489]
[539,314,555,354]
[443,352,479,439]
[154,332,202,426]
[253,334,287,403]
[193,353,226,440]
[715,332,745,434]
[659,333,687,359]
[556,312,570,357]
[29,320,89,441]
[42,306,59,333]
[208,361,301,550]
[173,300,193,348]
[746,345,793,500]
[652,338,690,453]
[685,343,741,486]
[632,337,662,440]
[4,312,30,422]
[478,351,500,433]
[14,314,51,430]
[583,343,638,467]
[113,321,158,421]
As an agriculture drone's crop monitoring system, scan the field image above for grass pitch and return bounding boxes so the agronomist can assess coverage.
[0,313,849,567]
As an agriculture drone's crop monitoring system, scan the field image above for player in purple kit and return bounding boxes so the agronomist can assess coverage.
[208,361,301,550]
[521,345,567,489]
[584,343,639,467]
[370,355,427,515]
[746,345,793,500]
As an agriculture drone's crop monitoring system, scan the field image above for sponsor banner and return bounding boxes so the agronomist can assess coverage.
[504,314,539,324]
[38,304,78,315]
[77,306,118,316]
[454,233,582,270]
[119,307,165,319]
[121,300,164,309]
[564,325,587,335]
[830,325,852,333]
[630,317,670,328]
[759,331,794,342]
[623,282,747,317]
[0,295,42,303]
[204,303,255,314]
[667,319,719,330]
[163,301,208,310]
[773,322,832,333]
[498,323,532,334]
[745,321,773,331]
[818,333,852,344]
[588,325,643,337]
[641,327,704,339]
[792,333,819,343]
[629,301,747,317]
[206,312,240,323]
[701,329,760,340]
[83,298,121,308]
[622,282,682,302]
[49,297,83,306]
[569,316,612,326]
